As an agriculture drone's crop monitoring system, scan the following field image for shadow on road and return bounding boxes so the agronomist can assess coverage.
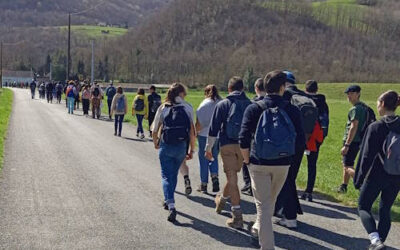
[123,137,148,142]
[301,203,356,220]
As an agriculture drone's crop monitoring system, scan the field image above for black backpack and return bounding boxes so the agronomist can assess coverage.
[162,105,191,145]
[151,95,162,113]
[93,87,100,97]
[360,103,376,138]
[134,98,145,111]
[290,94,319,135]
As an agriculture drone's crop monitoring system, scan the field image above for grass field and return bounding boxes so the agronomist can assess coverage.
[0,89,13,170]
[106,83,400,221]
[59,25,128,38]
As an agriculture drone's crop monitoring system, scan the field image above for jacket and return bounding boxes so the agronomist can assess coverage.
[132,94,148,117]
[354,115,400,189]
[111,93,128,116]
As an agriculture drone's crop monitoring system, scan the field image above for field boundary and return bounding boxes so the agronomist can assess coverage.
[0,89,13,170]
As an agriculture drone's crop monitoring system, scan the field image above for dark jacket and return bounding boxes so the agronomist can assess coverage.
[148,92,161,114]
[208,91,251,147]
[239,94,305,166]
[354,116,400,189]
[283,85,307,102]
[309,93,330,137]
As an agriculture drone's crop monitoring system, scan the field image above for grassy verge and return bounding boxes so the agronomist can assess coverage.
[59,25,128,38]
[0,89,13,170]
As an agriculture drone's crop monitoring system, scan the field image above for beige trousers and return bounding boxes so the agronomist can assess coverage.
[248,164,290,250]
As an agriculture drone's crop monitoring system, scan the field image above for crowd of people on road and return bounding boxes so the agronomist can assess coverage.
[21,69,400,250]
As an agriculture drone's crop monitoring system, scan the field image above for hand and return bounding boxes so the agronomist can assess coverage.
[154,143,160,150]
[186,151,193,160]
[205,151,213,161]
[341,146,349,156]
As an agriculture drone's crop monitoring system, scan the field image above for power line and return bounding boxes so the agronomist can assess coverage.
[70,0,108,16]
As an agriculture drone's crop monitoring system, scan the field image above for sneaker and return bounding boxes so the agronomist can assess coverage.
[241,183,251,192]
[140,134,145,140]
[197,183,207,193]
[211,176,220,193]
[300,192,313,202]
[215,194,227,214]
[167,209,177,223]
[114,132,117,136]
[368,240,386,250]
[226,209,244,229]
[118,133,121,137]
[275,217,297,229]
[162,201,168,210]
[136,133,139,138]
[184,178,192,195]
[337,184,348,194]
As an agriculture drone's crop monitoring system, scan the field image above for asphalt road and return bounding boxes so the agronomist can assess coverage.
[0,89,399,250]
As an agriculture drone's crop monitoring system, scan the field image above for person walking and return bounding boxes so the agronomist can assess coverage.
[274,71,309,229]
[301,80,330,202]
[241,78,266,196]
[65,81,77,114]
[132,88,148,139]
[74,81,81,110]
[196,84,222,193]
[81,85,91,116]
[206,76,251,229]
[46,81,54,103]
[151,83,196,223]
[354,90,400,250]
[106,82,117,120]
[240,70,304,250]
[91,82,103,119]
[29,81,36,99]
[337,85,372,193]
[111,86,128,137]
[56,82,63,104]
[148,85,162,137]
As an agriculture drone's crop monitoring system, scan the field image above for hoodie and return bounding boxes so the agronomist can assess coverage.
[354,115,400,189]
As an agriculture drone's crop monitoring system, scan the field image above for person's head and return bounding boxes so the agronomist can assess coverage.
[344,85,361,104]
[305,80,318,94]
[263,70,287,96]
[68,80,74,86]
[283,70,296,87]
[254,78,265,97]
[204,84,221,101]
[377,90,400,116]
[117,86,123,94]
[94,81,98,86]
[227,76,244,93]
[137,88,145,95]
[166,83,187,104]
[149,85,156,94]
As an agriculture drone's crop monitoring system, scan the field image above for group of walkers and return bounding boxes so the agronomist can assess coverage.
[25,70,400,250]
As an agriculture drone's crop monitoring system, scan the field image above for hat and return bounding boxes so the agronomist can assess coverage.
[283,70,296,84]
[344,85,361,93]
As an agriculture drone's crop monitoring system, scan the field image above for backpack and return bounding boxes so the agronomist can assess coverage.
[116,95,126,113]
[162,105,191,144]
[291,94,318,135]
[359,103,376,138]
[379,131,400,175]
[254,101,297,160]
[226,98,251,140]
[151,95,162,113]
[93,87,100,97]
[134,98,145,111]
[66,86,75,98]
[107,87,116,98]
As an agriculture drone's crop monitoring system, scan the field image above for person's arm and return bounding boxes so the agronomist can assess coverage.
[239,104,259,164]
[187,123,196,160]
[205,103,225,157]
[152,106,164,149]
[124,96,128,115]
[144,97,149,120]
[342,119,359,156]
[195,118,202,133]
[132,96,136,116]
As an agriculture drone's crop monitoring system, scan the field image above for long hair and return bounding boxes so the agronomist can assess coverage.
[378,90,399,111]
[204,84,221,101]
[165,83,187,104]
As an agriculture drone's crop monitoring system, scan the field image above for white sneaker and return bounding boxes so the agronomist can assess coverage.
[275,217,297,229]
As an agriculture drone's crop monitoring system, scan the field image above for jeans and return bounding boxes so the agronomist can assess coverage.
[159,142,187,205]
[136,114,144,134]
[82,99,90,115]
[197,136,219,183]
[358,171,400,242]
[114,115,124,135]
[31,89,35,99]
[67,97,75,114]
[305,143,321,193]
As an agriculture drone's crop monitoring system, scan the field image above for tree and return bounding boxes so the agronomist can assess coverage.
[104,55,110,82]
[243,67,258,93]
[77,60,85,77]
[97,60,104,80]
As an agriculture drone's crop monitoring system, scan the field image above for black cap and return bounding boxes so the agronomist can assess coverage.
[344,85,361,93]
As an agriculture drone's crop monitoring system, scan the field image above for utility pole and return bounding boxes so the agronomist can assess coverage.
[0,42,2,88]
[67,12,71,81]
[49,62,52,81]
[91,40,94,84]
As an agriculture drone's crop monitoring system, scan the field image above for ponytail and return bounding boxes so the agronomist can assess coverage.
[378,90,399,111]
[165,83,187,104]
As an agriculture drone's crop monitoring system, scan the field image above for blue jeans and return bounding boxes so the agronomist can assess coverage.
[136,114,144,134]
[67,97,75,114]
[198,136,219,184]
[159,142,187,205]
[114,115,124,135]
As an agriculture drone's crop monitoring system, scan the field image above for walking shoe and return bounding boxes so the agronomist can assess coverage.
[197,183,207,193]
[368,240,386,250]
[114,132,117,136]
[226,209,244,229]
[162,201,168,210]
[212,176,220,193]
[275,217,297,229]
[215,194,227,214]
[184,178,192,195]
[118,133,121,137]
[140,134,145,140]
[337,184,348,194]
[241,183,251,192]
[136,133,139,138]
[300,192,313,202]
[167,209,177,223]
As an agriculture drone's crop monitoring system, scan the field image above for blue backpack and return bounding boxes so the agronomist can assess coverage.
[116,95,125,113]
[162,105,191,145]
[226,98,251,140]
[254,101,297,160]
[107,86,116,99]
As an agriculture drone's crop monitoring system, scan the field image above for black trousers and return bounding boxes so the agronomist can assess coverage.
[82,99,90,115]
[148,112,156,132]
[305,143,321,193]
[107,99,113,118]
[358,170,400,242]
[242,163,251,186]
[275,146,305,220]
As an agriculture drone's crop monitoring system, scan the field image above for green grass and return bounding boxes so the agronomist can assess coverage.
[104,83,400,220]
[0,89,13,170]
[59,25,128,38]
